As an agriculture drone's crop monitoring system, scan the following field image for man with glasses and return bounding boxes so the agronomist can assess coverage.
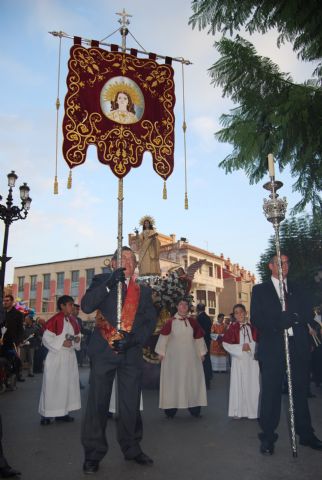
[251,254,322,455]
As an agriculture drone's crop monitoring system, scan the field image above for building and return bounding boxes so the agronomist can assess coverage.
[12,255,113,321]
[218,255,256,317]
[11,232,255,321]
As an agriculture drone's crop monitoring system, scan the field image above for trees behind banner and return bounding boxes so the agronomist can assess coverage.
[189,0,322,214]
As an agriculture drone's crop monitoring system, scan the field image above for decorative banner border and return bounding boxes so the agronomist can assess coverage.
[62,44,175,180]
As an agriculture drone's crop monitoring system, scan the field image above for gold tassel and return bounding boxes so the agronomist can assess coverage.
[184,192,188,210]
[54,175,59,195]
[163,181,167,200]
[67,170,72,189]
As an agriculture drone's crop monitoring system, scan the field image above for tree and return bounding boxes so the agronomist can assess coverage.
[257,214,322,305]
[189,0,322,214]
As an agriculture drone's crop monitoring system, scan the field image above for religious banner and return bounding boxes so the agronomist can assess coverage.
[62,39,176,180]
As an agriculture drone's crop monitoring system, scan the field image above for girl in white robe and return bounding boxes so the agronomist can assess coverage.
[222,304,260,419]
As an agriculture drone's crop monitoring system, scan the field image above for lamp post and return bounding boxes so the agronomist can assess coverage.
[0,171,32,294]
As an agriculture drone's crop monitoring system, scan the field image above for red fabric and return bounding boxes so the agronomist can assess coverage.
[45,311,80,336]
[222,322,258,344]
[62,45,175,180]
[160,315,205,339]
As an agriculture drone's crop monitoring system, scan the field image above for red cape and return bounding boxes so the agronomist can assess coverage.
[222,321,258,344]
[160,315,205,339]
[45,311,80,336]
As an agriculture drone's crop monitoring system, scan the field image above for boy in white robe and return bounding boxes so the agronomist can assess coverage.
[38,295,81,425]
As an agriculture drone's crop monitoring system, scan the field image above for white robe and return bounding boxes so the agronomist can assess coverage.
[38,319,81,417]
[223,325,260,419]
[155,317,208,409]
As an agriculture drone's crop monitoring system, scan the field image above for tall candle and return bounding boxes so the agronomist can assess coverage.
[268,153,275,177]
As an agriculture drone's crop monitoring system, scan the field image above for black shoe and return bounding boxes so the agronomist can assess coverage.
[83,460,99,474]
[307,392,316,398]
[129,452,153,465]
[28,373,35,377]
[40,417,52,426]
[16,377,25,382]
[260,440,274,455]
[0,465,21,477]
[299,435,322,450]
[55,415,74,422]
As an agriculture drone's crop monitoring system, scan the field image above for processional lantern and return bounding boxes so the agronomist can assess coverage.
[263,153,297,458]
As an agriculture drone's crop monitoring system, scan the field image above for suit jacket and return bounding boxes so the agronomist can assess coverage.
[2,308,24,347]
[250,279,312,365]
[81,273,157,362]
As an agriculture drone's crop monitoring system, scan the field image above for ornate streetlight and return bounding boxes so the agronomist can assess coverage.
[0,171,32,293]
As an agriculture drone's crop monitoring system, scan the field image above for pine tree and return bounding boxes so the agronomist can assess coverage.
[189,1,322,213]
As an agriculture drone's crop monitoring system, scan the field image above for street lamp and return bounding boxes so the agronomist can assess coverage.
[0,171,32,294]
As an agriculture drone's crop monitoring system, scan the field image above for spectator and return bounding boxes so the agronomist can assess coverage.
[196,303,212,389]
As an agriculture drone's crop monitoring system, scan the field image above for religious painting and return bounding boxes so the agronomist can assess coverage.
[100,76,145,125]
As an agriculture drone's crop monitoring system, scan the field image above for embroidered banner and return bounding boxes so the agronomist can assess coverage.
[62,43,175,179]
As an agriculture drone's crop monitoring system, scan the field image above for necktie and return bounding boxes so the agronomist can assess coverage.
[283,282,288,310]
[122,282,128,296]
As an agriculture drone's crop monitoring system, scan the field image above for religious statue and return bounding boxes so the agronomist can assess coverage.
[137,215,161,276]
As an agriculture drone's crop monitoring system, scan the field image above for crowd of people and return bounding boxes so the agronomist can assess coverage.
[0,249,321,477]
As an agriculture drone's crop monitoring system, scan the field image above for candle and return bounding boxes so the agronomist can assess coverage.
[268,153,275,177]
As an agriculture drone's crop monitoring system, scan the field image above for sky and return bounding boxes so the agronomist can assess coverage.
[0,0,316,285]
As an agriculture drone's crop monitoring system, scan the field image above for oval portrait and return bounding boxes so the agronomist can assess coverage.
[100,76,145,125]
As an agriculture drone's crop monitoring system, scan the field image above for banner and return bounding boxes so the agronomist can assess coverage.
[62,41,175,180]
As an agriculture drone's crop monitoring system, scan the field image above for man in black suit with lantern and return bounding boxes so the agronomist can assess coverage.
[250,254,322,455]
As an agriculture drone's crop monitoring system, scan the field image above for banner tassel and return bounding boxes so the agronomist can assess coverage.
[184,192,188,210]
[54,175,59,195]
[163,181,167,200]
[67,170,72,189]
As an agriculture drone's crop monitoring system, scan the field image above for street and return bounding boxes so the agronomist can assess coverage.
[1,367,322,480]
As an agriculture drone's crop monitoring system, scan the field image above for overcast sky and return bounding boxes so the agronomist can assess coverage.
[0,0,315,285]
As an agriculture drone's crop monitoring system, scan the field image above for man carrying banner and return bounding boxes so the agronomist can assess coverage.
[81,246,157,474]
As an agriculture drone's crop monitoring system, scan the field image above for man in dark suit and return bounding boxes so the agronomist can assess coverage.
[196,303,212,389]
[1,295,24,382]
[81,246,157,474]
[251,254,322,455]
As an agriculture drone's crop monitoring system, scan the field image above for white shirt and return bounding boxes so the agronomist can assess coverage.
[271,276,293,336]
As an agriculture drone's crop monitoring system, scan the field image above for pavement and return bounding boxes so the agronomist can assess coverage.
[1,367,322,480]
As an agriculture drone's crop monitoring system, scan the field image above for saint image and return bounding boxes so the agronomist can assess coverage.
[137,215,161,277]
[100,77,144,125]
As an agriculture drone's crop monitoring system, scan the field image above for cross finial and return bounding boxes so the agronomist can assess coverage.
[116,8,132,27]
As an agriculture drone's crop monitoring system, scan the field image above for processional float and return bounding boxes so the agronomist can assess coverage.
[50,9,191,331]
[263,154,297,457]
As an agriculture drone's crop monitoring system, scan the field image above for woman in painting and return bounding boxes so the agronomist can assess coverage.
[107,91,138,124]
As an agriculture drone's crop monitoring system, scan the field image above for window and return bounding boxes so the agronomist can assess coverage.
[216,265,222,279]
[18,276,24,295]
[196,290,206,304]
[56,272,64,295]
[101,267,111,274]
[208,291,216,308]
[30,275,37,291]
[42,301,48,313]
[71,270,79,296]
[29,299,36,310]
[208,265,213,277]
[86,268,95,287]
[43,274,50,291]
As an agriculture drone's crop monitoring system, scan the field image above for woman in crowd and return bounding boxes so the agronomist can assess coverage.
[155,298,207,418]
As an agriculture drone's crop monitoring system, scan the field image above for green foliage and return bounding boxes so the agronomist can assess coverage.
[189,0,322,213]
[257,214,322,304]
